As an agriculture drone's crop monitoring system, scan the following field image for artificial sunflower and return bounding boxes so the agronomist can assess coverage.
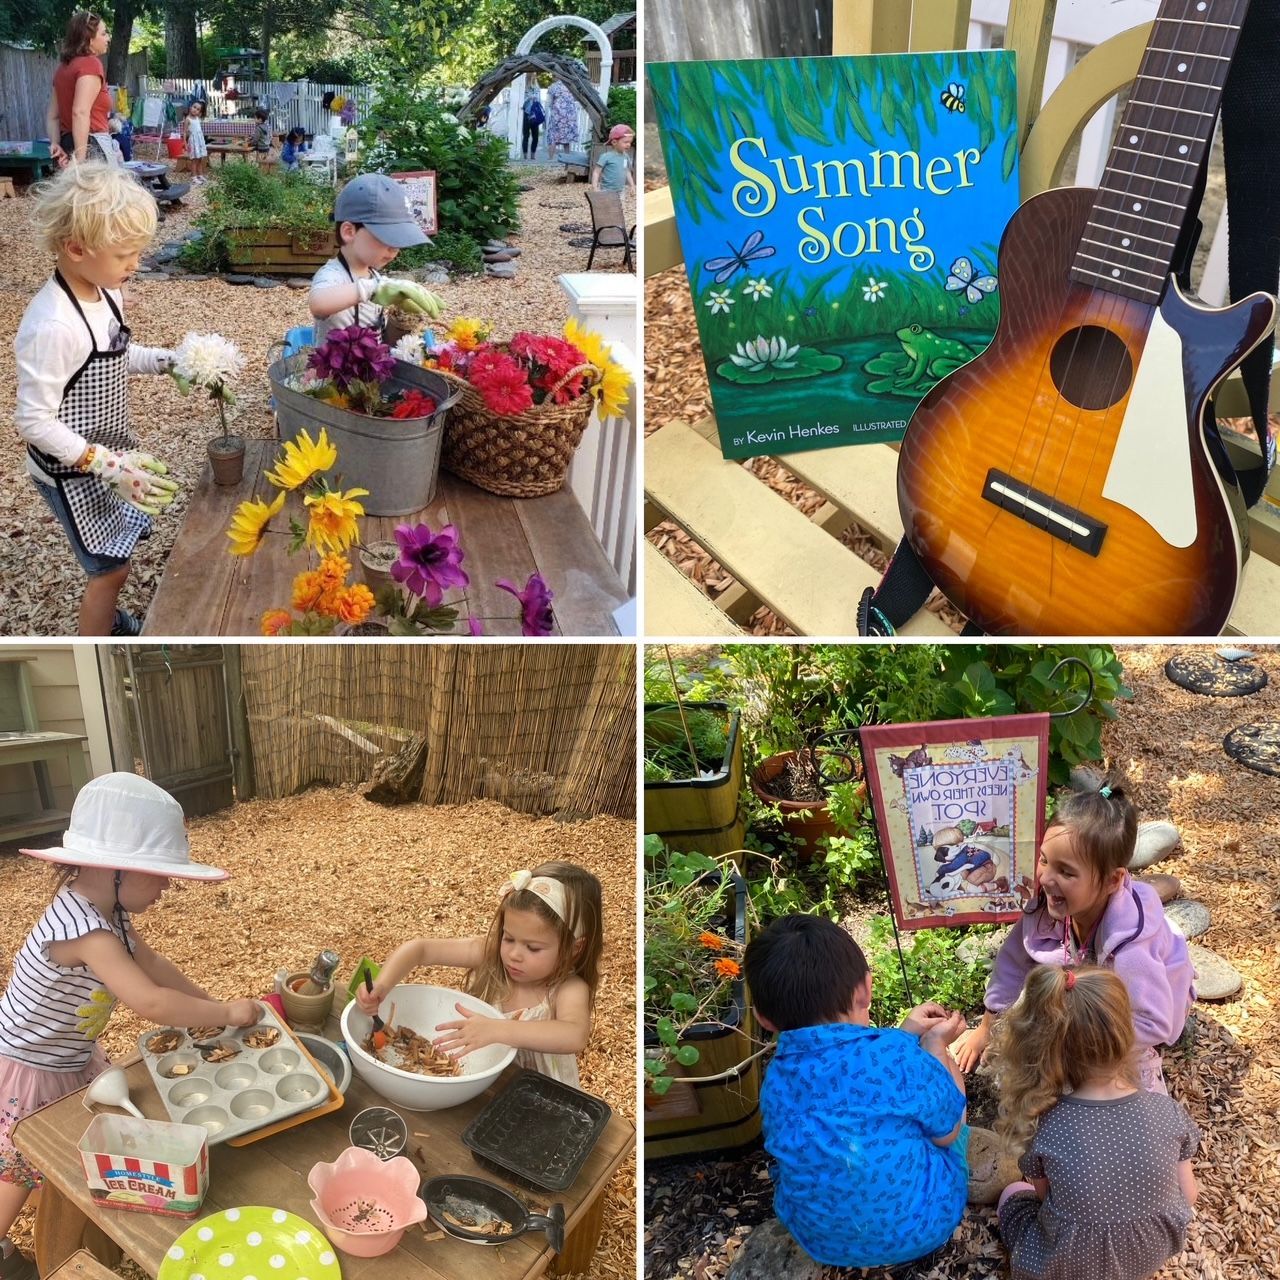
[226,490,286,556]
[266,428,337,491]
[304,487,368,556]
[593,358,630,419]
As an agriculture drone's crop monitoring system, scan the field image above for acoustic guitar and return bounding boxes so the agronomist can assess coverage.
[896,0,1275,635]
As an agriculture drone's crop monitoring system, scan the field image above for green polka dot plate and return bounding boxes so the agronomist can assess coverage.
[158,1206,341,1280]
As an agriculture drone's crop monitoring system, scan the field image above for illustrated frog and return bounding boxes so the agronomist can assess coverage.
[863,324,980,394]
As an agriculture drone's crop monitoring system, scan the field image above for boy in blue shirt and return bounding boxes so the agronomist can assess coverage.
[745,915,969,1270]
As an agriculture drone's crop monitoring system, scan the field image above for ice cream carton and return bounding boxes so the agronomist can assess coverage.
[79,1114,209,1217]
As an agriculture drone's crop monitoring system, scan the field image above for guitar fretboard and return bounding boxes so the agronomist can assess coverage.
[1069,0,1251,303]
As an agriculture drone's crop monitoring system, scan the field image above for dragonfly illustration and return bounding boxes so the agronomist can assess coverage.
[944,256,998,305]
[704,230,776,284]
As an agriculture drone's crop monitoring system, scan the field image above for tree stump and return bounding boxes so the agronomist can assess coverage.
[363,735,428,805]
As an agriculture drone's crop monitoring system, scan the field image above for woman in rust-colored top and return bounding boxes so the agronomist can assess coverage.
[46,11,113,165]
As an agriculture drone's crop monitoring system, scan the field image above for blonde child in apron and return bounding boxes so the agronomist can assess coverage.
[357,862,603,1086]
[14,163,180,636]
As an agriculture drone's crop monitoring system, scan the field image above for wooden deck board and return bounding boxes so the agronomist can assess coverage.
[644,542,742,636]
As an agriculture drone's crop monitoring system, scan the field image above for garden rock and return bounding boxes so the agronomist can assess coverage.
[725,1219,822,1280]
[252,277,281,289]
[1188,942,1243,1000]
[485,262,518,279]
[1139,872,1182,904]
[484,248,520,263]
[153,243,185,263]
[225,273,255,285]
[286,278,310,289]
[1129,820,1181,870]
[967,1126,1023,1205]
[485,240,521,254]
[1164,899,1211,940]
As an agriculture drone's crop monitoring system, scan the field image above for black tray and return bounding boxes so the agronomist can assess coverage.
[461,1069,611,1192]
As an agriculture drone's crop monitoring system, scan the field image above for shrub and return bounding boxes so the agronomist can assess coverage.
[605,86,636,132]
[865,915,997,1028]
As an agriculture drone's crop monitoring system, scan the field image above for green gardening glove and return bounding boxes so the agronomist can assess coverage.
[371,279,443,318]
[84,447,181,516]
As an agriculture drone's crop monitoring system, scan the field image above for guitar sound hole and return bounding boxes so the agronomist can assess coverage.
[1049,326,1134,411]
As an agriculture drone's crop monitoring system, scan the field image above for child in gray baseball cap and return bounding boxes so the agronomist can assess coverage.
[308,172,443,344]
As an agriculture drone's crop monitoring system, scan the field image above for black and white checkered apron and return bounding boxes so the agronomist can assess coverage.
[27,273,150,561]
[338,250,385,337]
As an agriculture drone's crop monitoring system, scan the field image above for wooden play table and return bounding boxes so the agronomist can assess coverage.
[14,1056,635,1279]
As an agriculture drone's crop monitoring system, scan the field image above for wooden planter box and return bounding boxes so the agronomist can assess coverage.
[644,702,745,866]
[225,227,331,276]
[644,868,763,1159]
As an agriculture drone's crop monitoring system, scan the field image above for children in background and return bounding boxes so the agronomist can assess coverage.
[990,966,1200,1280]
[281,128,306,171]
[250,107,272,160]
[592,125,635,192]
[183,99,207,182]
[356,864,602,1085]
[0,774,264,1280]
[308,172,440,345]
[743,915,968,1271]
[14,163,180,637]
[951,766,1194,1093]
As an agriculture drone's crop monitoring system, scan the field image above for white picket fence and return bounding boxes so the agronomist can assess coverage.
[137,76,375,139]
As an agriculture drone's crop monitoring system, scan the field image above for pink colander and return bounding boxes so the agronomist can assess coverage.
[307,1145,427,1257]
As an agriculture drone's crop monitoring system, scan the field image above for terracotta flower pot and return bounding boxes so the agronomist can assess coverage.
[750,749,864,860]
[208,435,246,486]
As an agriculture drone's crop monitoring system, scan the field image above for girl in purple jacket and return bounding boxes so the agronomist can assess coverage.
[951,766,1194,1093]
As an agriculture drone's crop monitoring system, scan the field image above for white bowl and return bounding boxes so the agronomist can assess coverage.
[340,984,516,1112]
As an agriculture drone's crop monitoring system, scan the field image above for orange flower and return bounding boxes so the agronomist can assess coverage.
[714,958,740,979]
[698,932,724,951]
[318,552,351,589]
[260,609,292,636]
[292,569,328,614]
[335,583,375,624]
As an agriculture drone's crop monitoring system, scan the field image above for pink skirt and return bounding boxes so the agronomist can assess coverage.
[0,1049,110,1189]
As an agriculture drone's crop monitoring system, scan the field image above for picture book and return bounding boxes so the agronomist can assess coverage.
[648,52,1021,460]
[860,714,1049,930]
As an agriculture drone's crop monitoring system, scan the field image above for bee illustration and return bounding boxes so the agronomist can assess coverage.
[940,81,966,113]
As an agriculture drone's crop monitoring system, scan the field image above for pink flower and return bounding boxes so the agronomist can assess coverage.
[496,573,555,636]
[466,616,485,635]
[307,325,395,392]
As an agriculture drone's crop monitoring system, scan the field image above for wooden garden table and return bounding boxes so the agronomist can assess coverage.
[14,1056,635,1279]
[144,440,629,636]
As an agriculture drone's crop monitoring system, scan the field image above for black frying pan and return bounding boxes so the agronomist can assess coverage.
[420,1175,565,1252]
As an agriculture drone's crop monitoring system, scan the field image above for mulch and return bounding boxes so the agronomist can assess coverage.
[0,789,636,1280]
[644,645,1280,1279]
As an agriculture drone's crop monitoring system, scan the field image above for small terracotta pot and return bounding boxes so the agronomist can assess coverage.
[750,750,864,861]
[208,436,246,486]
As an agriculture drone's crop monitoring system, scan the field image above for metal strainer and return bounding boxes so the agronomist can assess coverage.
[349,1106,408,1160]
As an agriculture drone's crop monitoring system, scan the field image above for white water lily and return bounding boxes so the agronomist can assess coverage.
[862,277,888,303]
[728,335,800,371]
[391,333,426,363]
[705,288,735,315]
[743,277,773,301]
[173,332,246,389]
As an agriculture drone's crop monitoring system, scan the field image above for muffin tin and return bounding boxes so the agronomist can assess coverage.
[137,1006,330,1146]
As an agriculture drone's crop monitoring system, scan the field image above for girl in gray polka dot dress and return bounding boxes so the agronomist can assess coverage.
[990,965,1200,1280]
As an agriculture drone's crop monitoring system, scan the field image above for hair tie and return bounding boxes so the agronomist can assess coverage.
[1063,968,1077,990]
[1098,785,1112,799]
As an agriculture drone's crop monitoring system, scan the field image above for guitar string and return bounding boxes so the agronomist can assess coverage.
[1055,0,1239,557]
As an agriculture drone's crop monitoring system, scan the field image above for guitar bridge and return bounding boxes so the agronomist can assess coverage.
[981,469,1108,557]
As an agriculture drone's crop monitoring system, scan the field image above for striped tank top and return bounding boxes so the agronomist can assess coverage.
[0,887,130,1071]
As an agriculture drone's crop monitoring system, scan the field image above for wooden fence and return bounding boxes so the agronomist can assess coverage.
[239,645,636,820]
[138,76,374,138]
[644,0,833,61]
[0,44,148,142]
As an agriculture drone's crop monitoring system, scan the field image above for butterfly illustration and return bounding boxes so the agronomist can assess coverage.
[888,745,931,777]
[945,256,998,305]
[703,229,776,284]
[940,81,966,113]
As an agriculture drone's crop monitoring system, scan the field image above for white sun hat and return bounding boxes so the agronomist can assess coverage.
[20,772,228,881]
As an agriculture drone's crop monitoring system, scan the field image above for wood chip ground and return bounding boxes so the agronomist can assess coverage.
[645,644,1280,1279]
[0,790,636,1280]
[0,166,633,637]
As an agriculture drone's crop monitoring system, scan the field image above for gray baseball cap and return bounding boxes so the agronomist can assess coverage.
[334,173,428,249]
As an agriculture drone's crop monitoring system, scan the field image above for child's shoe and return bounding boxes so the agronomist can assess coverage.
[110,608,143,636]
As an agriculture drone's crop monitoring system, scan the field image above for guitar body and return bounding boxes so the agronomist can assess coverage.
[897,185,1276,635]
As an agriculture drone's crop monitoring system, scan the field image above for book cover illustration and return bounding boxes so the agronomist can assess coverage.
[860,714,1048,930]
[649,52,1020,461]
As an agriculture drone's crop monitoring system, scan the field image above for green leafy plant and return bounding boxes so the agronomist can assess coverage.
[644,706,728,782]
[866,914,998,1028]
[604,86,637,133]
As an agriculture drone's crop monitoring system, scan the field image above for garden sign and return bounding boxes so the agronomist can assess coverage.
[860,714,1048,930]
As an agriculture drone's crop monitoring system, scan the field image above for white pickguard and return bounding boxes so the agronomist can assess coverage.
[1101,307,1196,547]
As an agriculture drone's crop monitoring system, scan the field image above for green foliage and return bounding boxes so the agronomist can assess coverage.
[644,707,728,783]
[605,86,636,132]
[866,915,996,1028]
[393,229,484,275]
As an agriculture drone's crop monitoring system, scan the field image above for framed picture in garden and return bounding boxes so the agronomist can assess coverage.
[390,169,438,237]
[860,714,1049,930]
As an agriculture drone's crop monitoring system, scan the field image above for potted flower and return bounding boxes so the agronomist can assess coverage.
[643,844,763,1159]
[171,332,248,485]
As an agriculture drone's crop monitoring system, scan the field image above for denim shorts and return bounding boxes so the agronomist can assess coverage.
[34,478,130,577]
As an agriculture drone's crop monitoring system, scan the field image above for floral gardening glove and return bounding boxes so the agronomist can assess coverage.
[371,279,443,318]
[83,447,180,515]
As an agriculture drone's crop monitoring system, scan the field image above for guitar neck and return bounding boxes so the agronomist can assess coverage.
[1069,0,1251,303]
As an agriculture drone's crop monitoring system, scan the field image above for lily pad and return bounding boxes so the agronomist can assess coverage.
[716,347,842,385]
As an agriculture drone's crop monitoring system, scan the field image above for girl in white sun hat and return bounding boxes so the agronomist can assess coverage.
[0,773,263,1280]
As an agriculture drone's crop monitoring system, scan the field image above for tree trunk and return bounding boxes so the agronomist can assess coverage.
[105,0,136,87]
[164,0,200,77]
[362,735,429,805]
[261,3,272,81]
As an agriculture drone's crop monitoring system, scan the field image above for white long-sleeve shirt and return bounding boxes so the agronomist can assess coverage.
[14,278,172,477]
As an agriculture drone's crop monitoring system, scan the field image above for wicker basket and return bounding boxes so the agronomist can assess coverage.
[437,363,599,498]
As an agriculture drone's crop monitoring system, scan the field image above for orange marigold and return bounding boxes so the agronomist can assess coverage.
[335,583,375,624]
[714,958,741,979]
[260,609,292,636]
[698,932,724,951]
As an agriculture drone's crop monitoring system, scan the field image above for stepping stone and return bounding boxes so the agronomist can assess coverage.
[1163,898,1211,940]
[967,1126,1023,1205]
[252,276,281,288]
[726,1219,822,1280]
[1139,873,1182,904]
[286,277,310,289]
[1165,651,1268,697]
[484,263,517,278]
[1223,721,1280,778]
[1129,820,1181,871]
[483,248,520,262]
[1188,943,1243,1000]
[225,273,254,285]
[154,243,185,262]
